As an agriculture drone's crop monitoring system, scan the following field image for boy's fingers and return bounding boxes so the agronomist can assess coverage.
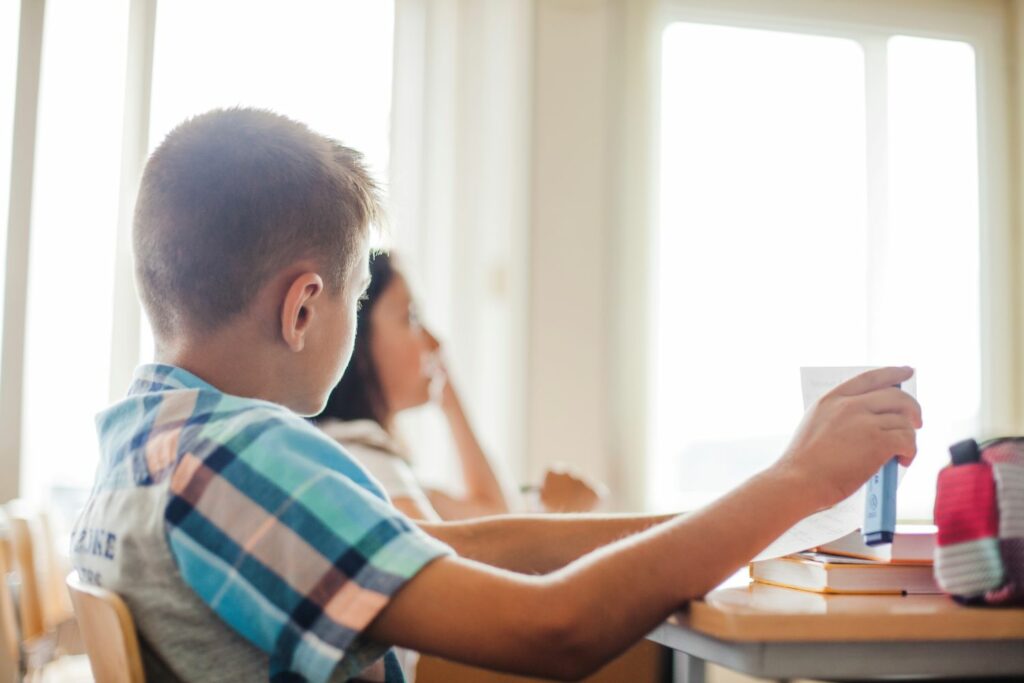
[894,450,916,467]
[834,366,914,397]
[861,389,923,427]
[882,429,917,465]
[877,413,916,431]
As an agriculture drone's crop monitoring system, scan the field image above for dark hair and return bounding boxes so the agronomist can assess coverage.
[316,251,396,426]
[133,107,382,338]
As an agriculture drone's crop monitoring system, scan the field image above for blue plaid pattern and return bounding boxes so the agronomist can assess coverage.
[92,364,452,682]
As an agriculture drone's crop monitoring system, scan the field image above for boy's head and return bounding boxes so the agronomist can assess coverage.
[134,108,380,413]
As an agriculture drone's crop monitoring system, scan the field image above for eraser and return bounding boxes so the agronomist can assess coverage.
[949,439,981,466]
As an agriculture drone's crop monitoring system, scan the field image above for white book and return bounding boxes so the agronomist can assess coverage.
[750,552,941,595]
[815,525,937,564]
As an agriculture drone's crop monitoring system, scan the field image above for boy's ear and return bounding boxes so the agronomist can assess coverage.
[281,272,325,352]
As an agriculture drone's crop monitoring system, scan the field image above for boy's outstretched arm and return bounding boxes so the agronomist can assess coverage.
[366,366,922,680]
[370,465,809,680]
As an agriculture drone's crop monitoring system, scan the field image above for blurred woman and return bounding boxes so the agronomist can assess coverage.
[315,252,603,522]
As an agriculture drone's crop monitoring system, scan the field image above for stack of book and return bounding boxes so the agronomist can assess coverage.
[750,526,940,595]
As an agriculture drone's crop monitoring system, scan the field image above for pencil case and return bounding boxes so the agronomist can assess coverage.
[933,437,1024,605]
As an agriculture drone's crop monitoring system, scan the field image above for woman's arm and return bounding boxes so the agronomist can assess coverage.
[429,378,513,518]
[419,512,677,574]
[424,488,508,520]
[392,495,441,522]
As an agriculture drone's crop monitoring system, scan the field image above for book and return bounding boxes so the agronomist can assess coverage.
[750,552,942,595]
[815,525,937,564]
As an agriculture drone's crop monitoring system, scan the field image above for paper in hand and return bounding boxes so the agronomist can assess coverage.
[752,367,916,561]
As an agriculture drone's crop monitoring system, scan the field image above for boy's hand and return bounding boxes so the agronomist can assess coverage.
[777,366,922,511]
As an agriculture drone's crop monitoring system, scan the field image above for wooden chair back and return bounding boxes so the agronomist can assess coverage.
[36,512,74,628]
[3,502,75,643]
[1,501,87,680]
[5,513,44,641]
[66,572,145,683]
[0,527,20,683]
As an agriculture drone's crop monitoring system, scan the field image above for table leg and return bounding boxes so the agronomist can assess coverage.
[673,651,706,683]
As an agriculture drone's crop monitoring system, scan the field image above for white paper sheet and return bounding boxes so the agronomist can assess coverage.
[752,366,916,561]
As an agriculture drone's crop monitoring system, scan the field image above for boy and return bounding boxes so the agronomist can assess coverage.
[71,108,921,682]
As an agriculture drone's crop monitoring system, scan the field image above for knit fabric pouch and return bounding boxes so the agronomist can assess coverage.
[986,443,1024,603]
[934,463,1003,597]
[933,438,1024,605]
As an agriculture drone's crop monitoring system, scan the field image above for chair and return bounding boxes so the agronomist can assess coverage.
[5,512,44,642]
[0,528,20,683]
[66,572,144,683]
[4,502,79,635]
[35,514,74,632]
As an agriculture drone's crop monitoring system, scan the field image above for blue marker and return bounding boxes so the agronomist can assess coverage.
[863,383,901,546]
[863,458,898,546]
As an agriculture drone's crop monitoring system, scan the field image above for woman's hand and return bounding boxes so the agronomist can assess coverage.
[425,347,465,418]
[427,347,513,517]
[539,467,607,513]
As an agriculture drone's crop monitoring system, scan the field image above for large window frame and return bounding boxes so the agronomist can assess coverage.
[613,0,1018,511]
[0,0,400,505]
[0,0,45,504]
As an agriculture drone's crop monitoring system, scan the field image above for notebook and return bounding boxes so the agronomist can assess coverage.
[815,525,937,564]
[750,552,941,595]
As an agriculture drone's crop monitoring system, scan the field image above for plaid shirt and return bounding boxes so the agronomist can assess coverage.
[72,364,451,682]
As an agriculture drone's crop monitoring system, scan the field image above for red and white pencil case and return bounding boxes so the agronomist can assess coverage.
[933,437,1024,605]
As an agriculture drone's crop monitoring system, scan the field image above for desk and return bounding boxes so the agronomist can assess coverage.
[647,581,1024,681]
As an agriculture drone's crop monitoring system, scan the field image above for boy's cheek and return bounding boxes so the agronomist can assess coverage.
[335,328,357,377]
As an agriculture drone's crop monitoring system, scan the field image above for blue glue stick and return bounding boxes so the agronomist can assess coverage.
[863,381,901,546]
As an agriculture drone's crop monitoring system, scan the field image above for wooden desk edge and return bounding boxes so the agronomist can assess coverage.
[674,590,1024,642]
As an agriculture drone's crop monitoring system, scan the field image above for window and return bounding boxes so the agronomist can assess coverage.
[0,0,21,381]
[652,19,983,519]
[136,0,395,363]
[148,0,393,172]
[16,0,394,507]
[20,0,130,503]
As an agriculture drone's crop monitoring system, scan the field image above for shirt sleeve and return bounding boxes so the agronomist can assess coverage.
[163,414,452,682]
